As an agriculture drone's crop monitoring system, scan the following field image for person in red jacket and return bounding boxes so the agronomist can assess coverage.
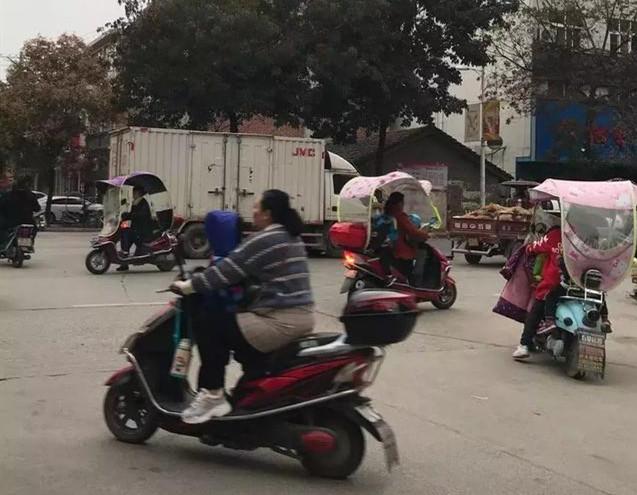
[512,224,562,359]
[384,192,430,278]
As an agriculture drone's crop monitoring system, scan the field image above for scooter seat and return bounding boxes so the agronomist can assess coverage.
[266,332,342,362]
[253,333,342,375]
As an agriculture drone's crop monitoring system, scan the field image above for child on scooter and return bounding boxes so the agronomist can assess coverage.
[538,255,612,334]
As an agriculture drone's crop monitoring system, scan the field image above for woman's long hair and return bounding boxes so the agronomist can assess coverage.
[384,192,404,215]
[261,189,304,237]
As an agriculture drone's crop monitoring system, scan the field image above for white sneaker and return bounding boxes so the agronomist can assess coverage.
[182,389,232,424]
[512,345,530,360]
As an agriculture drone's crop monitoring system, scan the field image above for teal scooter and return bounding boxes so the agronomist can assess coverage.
[528,178,636,381]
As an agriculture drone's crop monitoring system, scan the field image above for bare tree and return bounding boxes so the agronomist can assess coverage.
[491,0,637,160]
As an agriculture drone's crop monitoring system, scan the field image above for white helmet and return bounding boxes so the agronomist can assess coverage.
[541,199,561,216]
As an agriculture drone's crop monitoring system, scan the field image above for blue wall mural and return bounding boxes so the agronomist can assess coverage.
[535,99,636,163]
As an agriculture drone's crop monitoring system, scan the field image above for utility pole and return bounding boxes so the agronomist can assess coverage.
[479,65,486,207]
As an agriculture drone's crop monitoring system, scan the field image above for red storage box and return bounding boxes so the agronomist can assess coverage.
[329,222,368,250]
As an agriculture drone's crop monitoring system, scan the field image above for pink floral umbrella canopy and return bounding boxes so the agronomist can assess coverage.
[338,171,435,224]
[530,179,637,291]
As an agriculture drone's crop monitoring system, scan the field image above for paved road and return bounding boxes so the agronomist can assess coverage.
[1,232,637,495]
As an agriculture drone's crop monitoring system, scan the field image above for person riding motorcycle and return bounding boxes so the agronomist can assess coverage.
[381,192,430,278]
[170,189,315,424]
[512,220,562,360]
[0,177,39,242]
[117,185,158,271]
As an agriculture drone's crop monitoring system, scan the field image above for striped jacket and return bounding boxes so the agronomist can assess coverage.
[191,224,314,310]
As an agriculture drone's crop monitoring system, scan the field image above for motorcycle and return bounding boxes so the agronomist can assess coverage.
[103,234,414,479]
[527,179,636,379]
[0,224,36,268]
[85,172,178,274]
[329,172,457,309]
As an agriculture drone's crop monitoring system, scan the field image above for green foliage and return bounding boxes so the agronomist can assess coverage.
[299,0,518,171]
[111,0,309,131]
[0,35,112,202]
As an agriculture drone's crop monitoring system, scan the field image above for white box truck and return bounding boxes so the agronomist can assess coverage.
[109,127,358,258]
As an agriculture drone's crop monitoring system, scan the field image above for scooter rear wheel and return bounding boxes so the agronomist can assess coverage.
[301,412,365,479]
[11,249,24,268]
[85,249,111,275]
[104,380,158,444]
[565,339,587,380]
[347,278,378,300]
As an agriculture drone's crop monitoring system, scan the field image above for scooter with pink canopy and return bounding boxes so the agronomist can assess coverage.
[527,179,636,379]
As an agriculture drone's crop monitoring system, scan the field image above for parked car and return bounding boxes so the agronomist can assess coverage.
[32,191,47,214]
[48,196,103,226]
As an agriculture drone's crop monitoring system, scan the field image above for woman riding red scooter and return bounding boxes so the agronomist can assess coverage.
[330,172,457,310]
[381,191,430,278]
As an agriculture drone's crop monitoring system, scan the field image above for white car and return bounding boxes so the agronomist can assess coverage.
[32,191,47,214]
[48,196,103,223]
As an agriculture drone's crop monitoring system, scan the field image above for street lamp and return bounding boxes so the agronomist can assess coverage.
[458,66,487,207]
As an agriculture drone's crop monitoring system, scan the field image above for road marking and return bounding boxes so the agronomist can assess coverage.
[4,302,168,312]
[71,302,167,309]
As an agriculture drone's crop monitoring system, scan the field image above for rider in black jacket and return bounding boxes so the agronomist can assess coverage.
[118,185,157,271]
[0,178,39,231]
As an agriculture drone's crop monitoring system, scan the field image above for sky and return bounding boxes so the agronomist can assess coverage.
[0,0,125,80]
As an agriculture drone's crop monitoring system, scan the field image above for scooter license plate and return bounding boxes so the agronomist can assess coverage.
[355,405,399,470]
[578,332,605,374]
[17,237,32,248]
[344,270,357,279]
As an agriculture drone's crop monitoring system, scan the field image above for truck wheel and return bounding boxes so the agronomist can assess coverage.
[464,253,482,265]
[323,223,342,258]
[181,223,210,259]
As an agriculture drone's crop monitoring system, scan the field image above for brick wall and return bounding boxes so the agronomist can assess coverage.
[215,116,306,137]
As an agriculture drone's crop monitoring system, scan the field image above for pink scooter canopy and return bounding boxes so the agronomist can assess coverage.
[530,179,637,291]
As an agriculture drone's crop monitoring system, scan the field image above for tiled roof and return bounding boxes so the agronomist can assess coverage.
[328,125,512,180]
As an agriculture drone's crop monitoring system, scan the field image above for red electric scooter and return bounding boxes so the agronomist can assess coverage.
[331,172,457,309]
[103,237,416,478]
[85,173,178,274]
[339,242,457,309]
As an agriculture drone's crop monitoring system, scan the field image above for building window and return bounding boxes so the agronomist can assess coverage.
[609,18,636,54]
[540,10,583,48]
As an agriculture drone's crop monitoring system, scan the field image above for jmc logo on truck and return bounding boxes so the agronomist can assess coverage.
[292,147,316,157]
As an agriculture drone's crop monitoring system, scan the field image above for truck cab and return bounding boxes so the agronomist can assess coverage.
[325,153,359,222]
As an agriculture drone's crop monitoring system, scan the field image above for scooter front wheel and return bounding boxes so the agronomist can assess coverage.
[104,379,158,444]
[301,412,365,479]
[85,249,111,275]
[432,280,457,310]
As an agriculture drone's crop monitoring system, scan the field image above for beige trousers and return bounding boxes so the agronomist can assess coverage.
[237,305,315,353]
